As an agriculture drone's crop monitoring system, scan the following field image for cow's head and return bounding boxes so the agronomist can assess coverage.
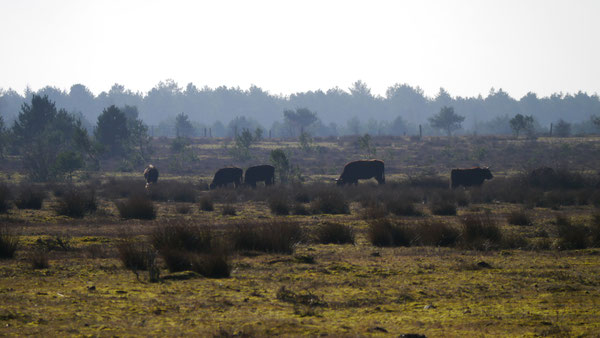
[482,167,493,180]
[335,178,345,186]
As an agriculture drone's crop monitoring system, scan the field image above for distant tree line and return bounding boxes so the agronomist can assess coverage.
[2,80,600,138]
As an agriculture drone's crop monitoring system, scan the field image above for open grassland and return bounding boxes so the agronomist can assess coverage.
[1,135,600,336]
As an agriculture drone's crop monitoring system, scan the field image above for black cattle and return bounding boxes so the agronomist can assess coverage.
[336,160,385,185]
[245,165,275,187]
[210,167,243,189]
[450,167,493,188]
[143,164,159,189]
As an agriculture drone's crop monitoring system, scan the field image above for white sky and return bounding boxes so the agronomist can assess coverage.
[0,0,598,98]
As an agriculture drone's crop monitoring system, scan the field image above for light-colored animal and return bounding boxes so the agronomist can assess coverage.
[144,164,159,189]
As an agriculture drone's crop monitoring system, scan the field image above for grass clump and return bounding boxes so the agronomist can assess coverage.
[199,196,214,211]
[507,209,532,226]
[117,237,153,271]
[460,213,502,250]
[314,222,355,244]
[367,218,415,247]
[151,221,229,278]
[115,194,156,220]
[231,220,303,254]
[386,196,421,216]
[0,182,11,213]
[417,220,460,247]
[221,204,236,216]
[591,211,600,247]
[0,227,19,259]
[14,185,46,210]
[55,188,97,218]
[429,191,457,216]
[310,189,349,214]
[556,215,588,250]
[28,247,49,269]
[268,196,291,216]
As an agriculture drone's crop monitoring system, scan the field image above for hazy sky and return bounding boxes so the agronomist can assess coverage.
[0,0,598,98]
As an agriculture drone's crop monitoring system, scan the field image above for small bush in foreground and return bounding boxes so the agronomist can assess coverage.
[315,222,355,244]
[14,185,46,210]
[231,220,303,254]
[461,214,502,250]
[221,204,237,216]
[116,194,156,220]
[55,188,97,218]
[0,227,19,259]
[367,218,415,247]
[361,202,388,220]
[175,204,192,214]
[199,196,214,211]
[507,210,532,226]
[151,221,213,254]
[556,215,588,250]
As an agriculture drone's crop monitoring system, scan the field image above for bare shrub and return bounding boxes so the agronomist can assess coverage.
[460,214,502,250]
[190,248,231,278]
[507,210,532,226]
[14,185,46,210]
[556,215,588,250]
[314,222,355,244]
[230,220,303,254]
[55,187,97,218]
[115,194,156,220]
[367,218,416,247]
[0,227,19,259]
[416,220,460,247]
[311,189,349,214]
[199,196,214,211]
[408,175,448,189]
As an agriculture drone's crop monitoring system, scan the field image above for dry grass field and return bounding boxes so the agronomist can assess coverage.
[1,135,600,336]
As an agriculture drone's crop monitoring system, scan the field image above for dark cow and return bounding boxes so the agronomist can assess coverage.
[143,164,159,189]
[336,160,385,185]
[210,167,243,189]
[450,167,493,188]
[245,165,275,187]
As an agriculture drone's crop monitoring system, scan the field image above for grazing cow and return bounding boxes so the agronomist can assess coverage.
[245,165,275,187]
[143,164,159,189]
[336,160,385,186]
[210,167,243,189]
[450,167,493,188]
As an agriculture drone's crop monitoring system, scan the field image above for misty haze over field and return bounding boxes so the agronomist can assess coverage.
[1,81,599,137]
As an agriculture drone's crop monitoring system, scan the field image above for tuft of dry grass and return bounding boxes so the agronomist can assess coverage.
[14,184,46,210]
[0,227,19,259]
[115,194,156,220]
[230,220,303,254]
[314,222,355,244]
[460,213,502,250]
[54,187,97,218]
[507,209,532,226]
